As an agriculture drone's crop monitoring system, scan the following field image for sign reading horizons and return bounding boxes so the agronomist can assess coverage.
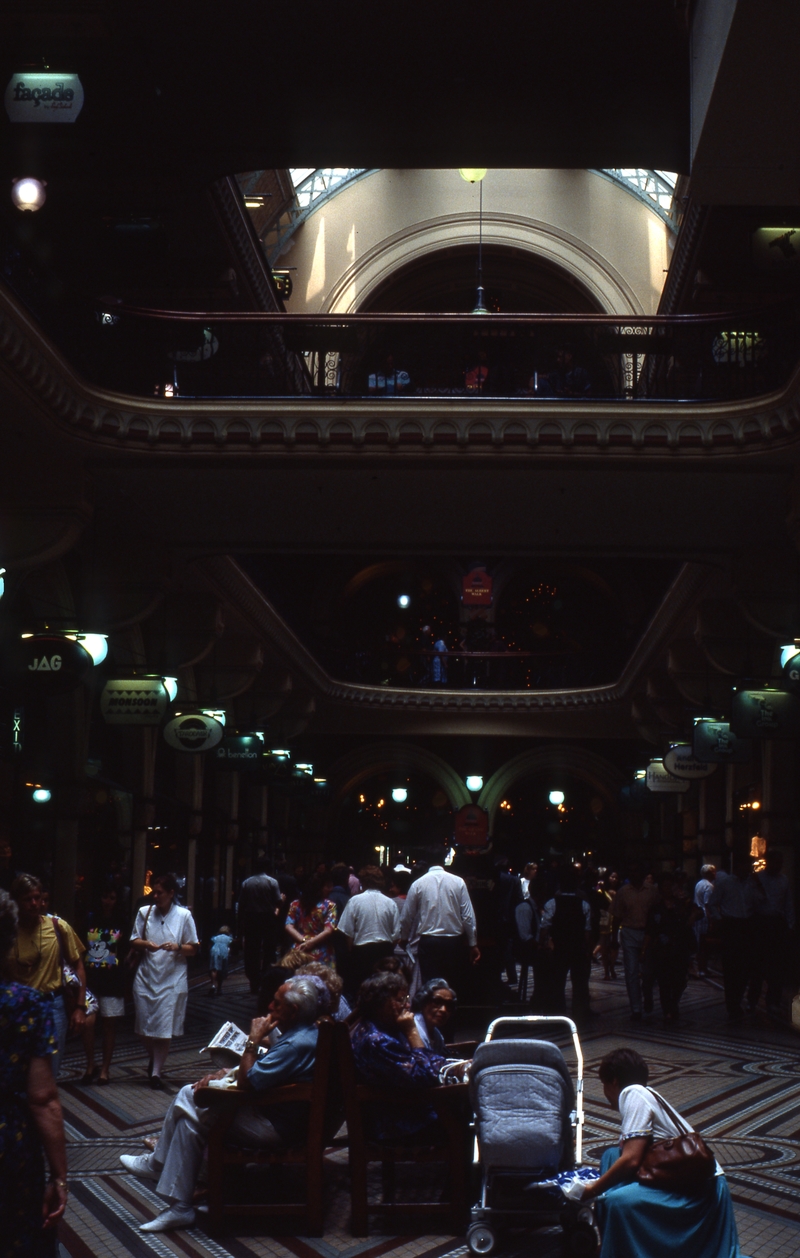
[163,712,224,753]
[5,73,85,123]
[646,760,690,793]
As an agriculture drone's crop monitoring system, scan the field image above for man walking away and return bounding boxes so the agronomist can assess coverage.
[747,850,794,1017]
[238,859,281,995]
[613,864,657,1022]
[708,854,756,1020]
[399,850,480,991]
[337,865,400,1000]
[539,866,593,1024]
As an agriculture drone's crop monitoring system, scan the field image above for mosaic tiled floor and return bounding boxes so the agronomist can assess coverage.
[56,964,800,1258]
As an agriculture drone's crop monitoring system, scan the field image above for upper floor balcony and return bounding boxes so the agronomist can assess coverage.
[56,305,797,407]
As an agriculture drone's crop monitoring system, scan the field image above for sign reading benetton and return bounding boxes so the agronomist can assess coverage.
[5,74,84,123]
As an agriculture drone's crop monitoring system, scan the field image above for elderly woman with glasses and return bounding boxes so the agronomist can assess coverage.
[350,971,467,1143]
[411,977,457,1054]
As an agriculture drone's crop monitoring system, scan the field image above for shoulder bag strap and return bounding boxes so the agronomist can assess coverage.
[142,903,154,939]
[51,917,69,970]
[647,1087,693,1135]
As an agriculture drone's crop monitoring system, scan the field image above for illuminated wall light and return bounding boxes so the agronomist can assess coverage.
[64,633,108,666]
[466,775,483,792]
[634,770,647,781]
[201,708,226,726]
[32,788,51,803]
[549,790,565,805]
[397,594,410,608]
[11,177,47,211]
[271,749,290,759]
[780,643,800,668]
[391,787,408,802]
[295,762,313,775]
[162,676,179,703]
[314,777,327,785]
[0,567,5,599]
[459,169,487,183]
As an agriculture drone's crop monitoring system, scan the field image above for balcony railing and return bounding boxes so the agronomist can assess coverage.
[59,305,798,404]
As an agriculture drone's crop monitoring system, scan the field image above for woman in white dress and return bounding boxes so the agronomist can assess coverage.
[130,874,199,1089]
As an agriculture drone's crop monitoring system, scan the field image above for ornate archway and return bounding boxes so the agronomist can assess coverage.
[479,744,626,827]
[326,741,471,810]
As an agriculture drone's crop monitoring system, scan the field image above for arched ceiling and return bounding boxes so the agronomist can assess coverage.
[249,168,678,264]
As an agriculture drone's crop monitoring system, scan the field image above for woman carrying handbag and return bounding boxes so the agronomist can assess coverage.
[576,1048,748,1258]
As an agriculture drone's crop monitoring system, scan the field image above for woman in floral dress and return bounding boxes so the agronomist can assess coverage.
[285,871,338,968]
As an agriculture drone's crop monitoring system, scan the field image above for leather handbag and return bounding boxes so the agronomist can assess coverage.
[637,1089,716,1193]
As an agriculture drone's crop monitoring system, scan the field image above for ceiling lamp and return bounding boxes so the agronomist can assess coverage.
[31,786,51,803]
[397,594,410,608]
[459,169,487,183]
[780,642,800,668]
[11,177,46,211]
[391,787,408,802]
[466,775,483,792]
[201,707,226,726]
[64,633,108,666]
[549,790,565,805]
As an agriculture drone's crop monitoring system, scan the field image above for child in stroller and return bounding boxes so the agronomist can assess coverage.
[467,1016,597,1257]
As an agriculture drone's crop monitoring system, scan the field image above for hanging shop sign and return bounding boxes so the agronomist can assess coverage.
[781,650,800,692]
[16,634,92,692]
[5,73,84,122]
[462,566,493,606]
[663,743,717,780]
[454,803,489,847]
[101,677,171,725]
[646,760,690,793]
[692,718,752,763]
[730,688,800,740]
[215,735,264,770]
[163,712,224,753]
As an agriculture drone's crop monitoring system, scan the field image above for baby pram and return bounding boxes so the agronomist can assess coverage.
[466,1016,596,1257]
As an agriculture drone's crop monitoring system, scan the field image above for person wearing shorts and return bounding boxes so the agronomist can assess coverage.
[84,884,129,1083]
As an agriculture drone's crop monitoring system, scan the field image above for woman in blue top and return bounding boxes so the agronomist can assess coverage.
[0,889,68,1255]
[350,971,467,1142]
[579,1047,746,1258]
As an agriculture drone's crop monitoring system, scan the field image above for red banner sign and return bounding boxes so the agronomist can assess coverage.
[462,567,493,605]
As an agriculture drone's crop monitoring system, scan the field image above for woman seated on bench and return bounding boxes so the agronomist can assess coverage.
[350,971,468,1142]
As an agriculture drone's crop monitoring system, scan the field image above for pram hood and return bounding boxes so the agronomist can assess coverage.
[470,1039,575,1174]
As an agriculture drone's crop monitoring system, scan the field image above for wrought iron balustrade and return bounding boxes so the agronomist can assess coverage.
[20,300,800,405]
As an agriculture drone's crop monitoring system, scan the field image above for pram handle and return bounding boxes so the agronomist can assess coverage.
[484,1016,584,1165]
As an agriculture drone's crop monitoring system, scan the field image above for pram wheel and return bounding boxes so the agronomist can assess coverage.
[466,1223,497,1255]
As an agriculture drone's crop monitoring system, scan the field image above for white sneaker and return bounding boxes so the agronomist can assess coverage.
[139,1206,196,1232]
[120,1153,157,1181]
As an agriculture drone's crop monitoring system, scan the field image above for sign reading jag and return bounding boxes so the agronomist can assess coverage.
[215,736,263,770]
[663,743,717,780]
[163,712,224,753]
[5,74,85,123]
[17,635,92,693]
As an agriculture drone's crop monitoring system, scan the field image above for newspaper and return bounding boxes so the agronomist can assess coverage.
[201,1020,269,1068]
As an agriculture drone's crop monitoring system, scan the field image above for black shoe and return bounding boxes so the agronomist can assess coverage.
[150,1075,166,1091]
[147,1059,153,1078]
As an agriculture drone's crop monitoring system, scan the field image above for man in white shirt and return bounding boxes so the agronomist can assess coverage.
[399,852,480,989]
[337,865,400,998]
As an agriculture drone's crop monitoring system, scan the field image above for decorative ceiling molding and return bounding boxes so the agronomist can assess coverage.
[2,284,800,459]
[196,555,714,719]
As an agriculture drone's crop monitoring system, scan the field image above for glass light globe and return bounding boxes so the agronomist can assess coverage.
[392,787,408,802]
[549,790,565,805]
[32,788,52,803]
[466,775,483,792]
[459,169,487,183]
[11,177,47,211]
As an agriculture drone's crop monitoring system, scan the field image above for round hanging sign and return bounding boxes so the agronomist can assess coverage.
[782,651,800,692]
[454,804,489,847]
[163,712,224,753]
[101,677,170,725]
[663,743,717,780]
[16,634,92,693]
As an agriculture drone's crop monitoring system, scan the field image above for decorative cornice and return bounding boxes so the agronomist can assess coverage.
[197,556,713,717]
[2,282,800,459]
